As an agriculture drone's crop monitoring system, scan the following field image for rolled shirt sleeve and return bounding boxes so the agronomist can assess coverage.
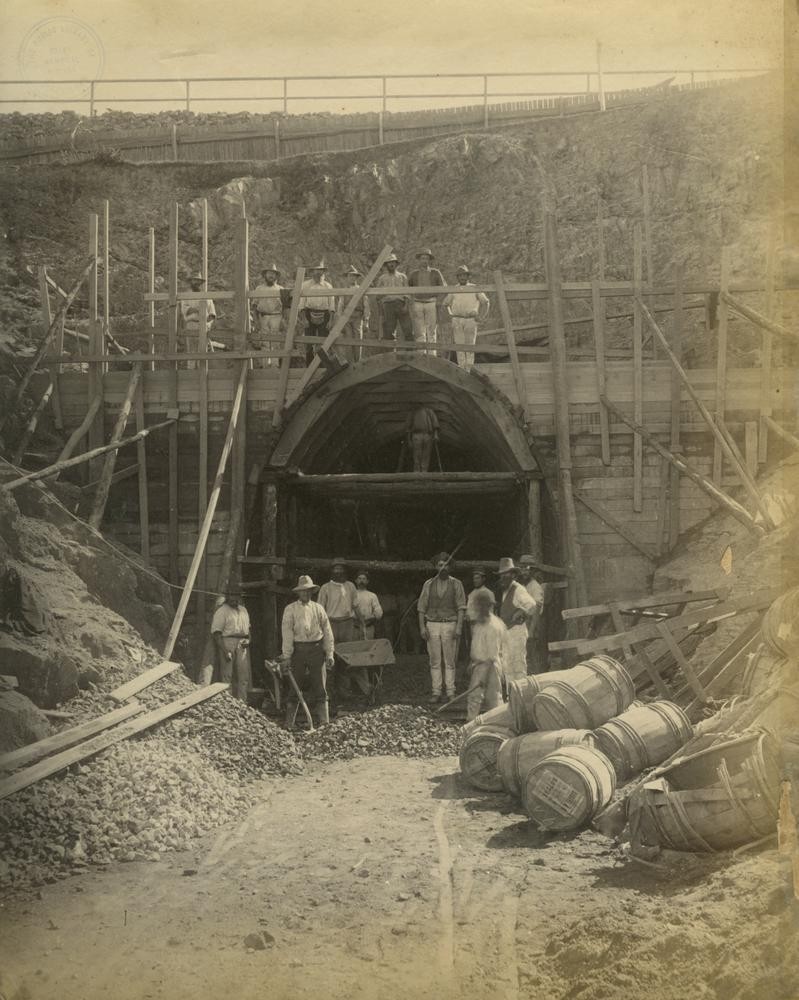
[319,606,334,657]
[281,604,296,659]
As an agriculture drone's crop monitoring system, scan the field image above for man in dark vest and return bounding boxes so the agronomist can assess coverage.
[417,552,467,703]
[495,557,536,684]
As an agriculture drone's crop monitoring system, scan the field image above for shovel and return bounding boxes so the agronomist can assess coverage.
[285,669,315,732]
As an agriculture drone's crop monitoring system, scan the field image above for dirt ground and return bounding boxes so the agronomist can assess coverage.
[1,755,797,1000]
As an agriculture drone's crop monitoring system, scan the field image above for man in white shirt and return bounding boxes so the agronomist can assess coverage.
[466,589,506,722]
[179,272,217,370]
[417,552,467,703]
[251,263,283,368]
[495,557,536,683]
[281,574,335,727]
[443,265,489,368]
[518,554,547,672]
[300,262,336,365]
[408,248,445,353]
[466,569,495,621]
[353,571,383,640]
[210,584,251,702]
[318,560,365,704]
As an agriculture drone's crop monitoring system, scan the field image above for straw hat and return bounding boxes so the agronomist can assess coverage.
[261,262,280,275]
[292,574,319,592]
[416,248,434,259]
[384,253,400,264]
[518,554,537,567]
[456,264,471,275]
[496,557,518,575]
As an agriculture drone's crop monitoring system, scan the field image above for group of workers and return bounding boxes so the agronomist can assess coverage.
[178,249,490,370]
[209,552,545,729]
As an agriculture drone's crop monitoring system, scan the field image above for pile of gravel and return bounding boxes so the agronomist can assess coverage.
[0,739,247,892]
[296,705,462,761]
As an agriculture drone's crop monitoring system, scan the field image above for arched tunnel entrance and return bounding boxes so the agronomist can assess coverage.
[252,355,561,659]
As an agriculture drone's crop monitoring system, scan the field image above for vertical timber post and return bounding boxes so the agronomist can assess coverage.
[596,41,606,111]
[261,479,279,659]
[668,267,684,549]
[759,227,777,463]
[102,199,110,374]
[543,211,588,615]
[632,224,644,512]
[591,279,611,465]
[483,75,489,127]
[39,266,63,431]
[167,202,180,586]
[148,227,156,370]
[87,212,103,479]
[713,247,730,485]
[197,196,210,643]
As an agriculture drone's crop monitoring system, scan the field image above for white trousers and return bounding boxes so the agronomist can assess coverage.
[426,621,457,696]
[253,313,282,367]
[452,316,478,367]
[503,625,528,682]
[412,301,438,352]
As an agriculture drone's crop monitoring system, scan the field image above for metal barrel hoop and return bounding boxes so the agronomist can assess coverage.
[613,717,651,771]
[667,790,718,853]
[716,758,767,839]
[590,658,628,714]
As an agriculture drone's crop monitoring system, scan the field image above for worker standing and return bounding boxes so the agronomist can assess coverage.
[353,571,383,640]
[300,262,336,365]
[179,271,217,370]
[338,265,371,362]
[443,265,489,368]
[408,248,445,354]
[495,557,536,683]
[210,583,251,702]
[406,404,440,472]
[281,575,335,727]
[417,552,467,703]
[466,568,495,620]
[466,589,506,722]
[375,254,412,347]
[318,559,358,645]
[518,554,547,672]
[251,263,283,367]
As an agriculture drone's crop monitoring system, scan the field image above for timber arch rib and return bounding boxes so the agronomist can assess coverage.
[270,353,540,474]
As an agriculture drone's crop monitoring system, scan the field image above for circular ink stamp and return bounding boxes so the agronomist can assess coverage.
[19,17,105,81]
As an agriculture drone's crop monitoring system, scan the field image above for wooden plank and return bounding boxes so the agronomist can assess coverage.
[714,247,730,484]
[0,701,144,773]
[261,481,279,659]
[0,684,228,801]
[609,601,672,699]
[148,226,156,367]
[197,200,210,641]
[655,620,708,701]
[669,269,683,549]
[600,393,763,536]
[243,554,571,576]
[11,381,53,466]
[544,212,588,611]
[656,455,670,556]
[163,361,249,660]
[134,378,150,562]
[87,214,103,473]
[272,267,306,427]
[633,224,644,511]
[102,199,110,374]
[642,164,655,358]
[591,280,611,465]
[549,590,775,655]
[109,660,181,703]
[290,247,394,403]
[759,229,778,463]
[745,421,759,476]
[39,265,63,431]
[494,269,530,419]
[637,296,775,529]
[721,292,799,345]
[561,588,728,620]
[53,391,103,477]
[574,490,658,560]
[167,203,179,585]
[4,418,175,490]
[88,363,142,529]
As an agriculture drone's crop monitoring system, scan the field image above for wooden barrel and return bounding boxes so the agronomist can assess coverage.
[593,701,693,780]
[497,730,595,798]
[740,643,781,698]
[762,588,799,658]
[522,745,616,831]
[460,703,516,742]
[530,655,635,731]
[507,669,577,733]
[459,725,515,792]
[641,731,780,852]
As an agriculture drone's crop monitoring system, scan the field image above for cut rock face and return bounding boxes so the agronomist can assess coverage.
[0,636,80,708]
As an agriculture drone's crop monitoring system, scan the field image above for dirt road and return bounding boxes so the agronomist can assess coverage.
[1,756,797,1000]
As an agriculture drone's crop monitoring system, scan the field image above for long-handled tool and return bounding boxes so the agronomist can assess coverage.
[286,670,315,731]
[435,681,482,715]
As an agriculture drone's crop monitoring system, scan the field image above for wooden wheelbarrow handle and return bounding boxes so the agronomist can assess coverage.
[285,669,315,732]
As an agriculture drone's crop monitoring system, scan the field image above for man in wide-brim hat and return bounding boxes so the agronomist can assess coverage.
[251,263,283,368]
[281,575,335,726]
[299,261,336,366]
[210,581,251,702]
[375,253,413,347]
[518,554,546,672]
[179,271,217,371]
[443,264,489,369]
[337,265,371,363]
[408,248,445,356]
[416,551,467,703]
[495,557,536,683]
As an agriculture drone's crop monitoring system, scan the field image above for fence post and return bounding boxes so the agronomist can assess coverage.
[282,78,288,114]
[381,76,387,114]
[274,119,280,159]
[171,124,178,161]
[585,72,591,94]
[483,75,489,127]
[378,111,384,145]
[690,70,696,87]
[89,80,95,117]
[596,41,606,111]
[185,80,191,112]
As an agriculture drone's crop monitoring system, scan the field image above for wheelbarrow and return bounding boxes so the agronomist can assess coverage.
[334,639,395,706]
